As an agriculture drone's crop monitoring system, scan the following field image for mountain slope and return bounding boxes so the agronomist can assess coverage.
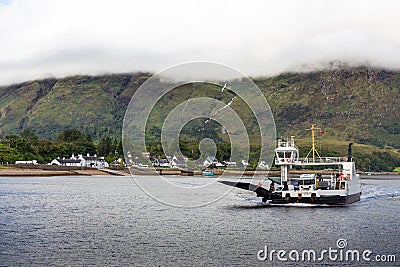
[0,66,399,150]
[258,67,400,148]
[0,73,151,140]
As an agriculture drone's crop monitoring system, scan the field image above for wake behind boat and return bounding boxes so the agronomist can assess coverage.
[220,124,362,205]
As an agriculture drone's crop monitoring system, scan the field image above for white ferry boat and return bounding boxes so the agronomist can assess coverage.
[220,124,362,205]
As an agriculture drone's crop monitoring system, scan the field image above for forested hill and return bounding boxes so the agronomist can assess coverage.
[0,66,399,150]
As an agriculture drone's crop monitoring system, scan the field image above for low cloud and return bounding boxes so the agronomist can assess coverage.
[1,0,400,84]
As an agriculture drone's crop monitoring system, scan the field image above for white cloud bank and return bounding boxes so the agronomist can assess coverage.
[1,0,400,84]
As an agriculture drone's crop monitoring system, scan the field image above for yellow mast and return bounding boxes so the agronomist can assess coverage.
[304,123,323,163]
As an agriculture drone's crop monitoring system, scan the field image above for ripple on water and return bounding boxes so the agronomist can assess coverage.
[0,176,399,266]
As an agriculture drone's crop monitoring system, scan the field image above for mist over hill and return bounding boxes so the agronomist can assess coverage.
[0,66,399,151]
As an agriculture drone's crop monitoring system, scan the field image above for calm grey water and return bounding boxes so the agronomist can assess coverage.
[0,175,399,266]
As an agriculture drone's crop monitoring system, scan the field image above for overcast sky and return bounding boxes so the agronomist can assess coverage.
[1,0,400,85]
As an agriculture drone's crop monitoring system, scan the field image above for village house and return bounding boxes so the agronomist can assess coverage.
[241,159,249,168]
[152,159,160,167]
[50,158,81,167]
[171,158,186,168]
[171,155,187,168]
[49,154,109,168]
[215,162,225,168]
[223,161,237,168]
[15,160,38,165]
[152,158,171,168]
[159,159,170,168]
[258,161,269,169]
[203,156,219,167]
[74,154,109,168]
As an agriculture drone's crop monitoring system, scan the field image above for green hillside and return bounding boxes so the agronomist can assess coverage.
[259,67,400,149]
[0,73,151,140]
[0,65,399,171]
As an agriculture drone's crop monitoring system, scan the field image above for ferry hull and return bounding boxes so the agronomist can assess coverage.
[265,192,361,205]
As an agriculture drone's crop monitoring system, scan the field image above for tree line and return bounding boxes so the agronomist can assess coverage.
[1,128,398,172]
[0,129,123,164]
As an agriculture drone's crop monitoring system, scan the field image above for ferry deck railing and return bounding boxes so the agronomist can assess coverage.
[275,157,344,165]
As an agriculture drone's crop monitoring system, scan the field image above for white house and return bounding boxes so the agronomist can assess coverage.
[15,160,38,165]
[215,162,225,168]
[50,158,81,167]
[223,161,237,168]
[258,161,269,169]
[159,159,170,168]
[203,156,218,167]
[171,158,187,168]
[138,163,149,169]
[166,155,187,168]
[152,159,160,167]
[75,154,109,168]
[172,155,188,162]
[50,154,109,168]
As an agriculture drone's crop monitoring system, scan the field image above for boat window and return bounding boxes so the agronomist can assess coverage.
[303,179,315,185]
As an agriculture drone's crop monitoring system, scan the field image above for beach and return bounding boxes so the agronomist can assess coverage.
[0,166,111,176]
